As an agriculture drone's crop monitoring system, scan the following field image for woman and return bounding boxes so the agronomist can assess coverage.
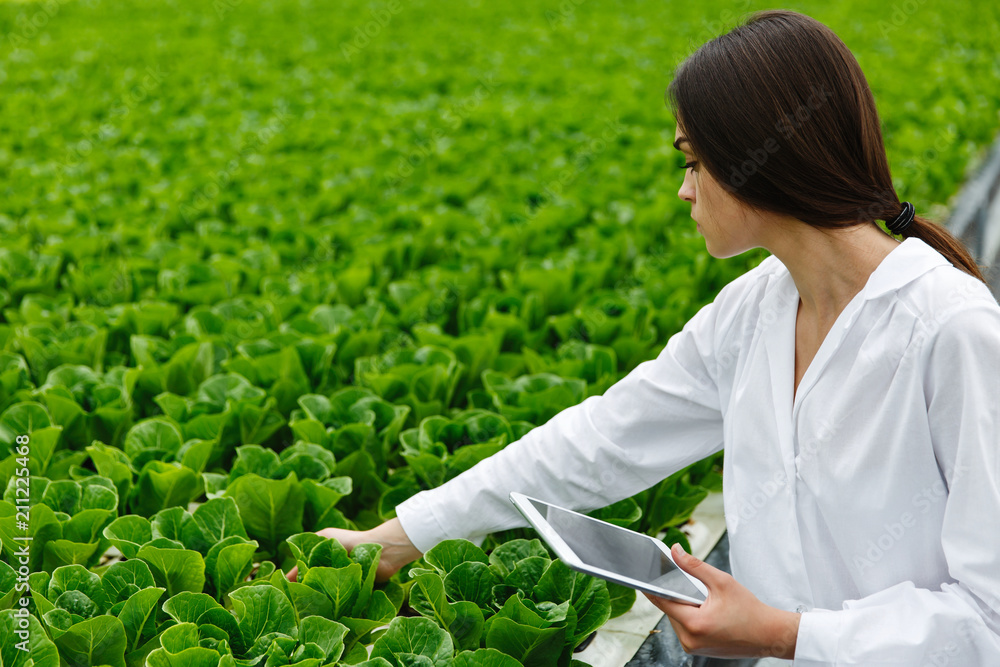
[290,10,1000,664]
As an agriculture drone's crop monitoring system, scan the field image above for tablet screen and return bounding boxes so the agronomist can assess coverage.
[525,497,705,602]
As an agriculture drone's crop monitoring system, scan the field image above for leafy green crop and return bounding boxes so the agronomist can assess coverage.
[1,0,998,664]
[406,538,631,666]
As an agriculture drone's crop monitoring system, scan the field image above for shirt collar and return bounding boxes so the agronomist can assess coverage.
[858,236,951,302]
[766,236,951,304]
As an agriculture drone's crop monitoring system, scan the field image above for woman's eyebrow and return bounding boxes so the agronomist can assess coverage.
[672,136,690,151]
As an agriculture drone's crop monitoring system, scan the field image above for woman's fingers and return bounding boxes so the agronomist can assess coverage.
[282,518,423,584]
[670,542,727,590]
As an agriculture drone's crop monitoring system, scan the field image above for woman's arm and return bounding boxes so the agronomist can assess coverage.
[285,262,768,582]
[289,276,741,581]
[393,265,766,553]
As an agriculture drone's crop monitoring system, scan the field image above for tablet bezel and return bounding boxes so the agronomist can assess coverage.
[509,491,708,607]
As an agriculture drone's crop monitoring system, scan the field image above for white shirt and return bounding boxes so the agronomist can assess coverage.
[395,237,1000,666]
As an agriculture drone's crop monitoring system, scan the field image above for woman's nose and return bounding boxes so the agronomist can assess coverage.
[678,180,695,203]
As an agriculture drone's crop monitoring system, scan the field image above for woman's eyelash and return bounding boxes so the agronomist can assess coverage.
[681,161,698,170]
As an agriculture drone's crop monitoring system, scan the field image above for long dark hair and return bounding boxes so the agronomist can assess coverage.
[666,9,986,283]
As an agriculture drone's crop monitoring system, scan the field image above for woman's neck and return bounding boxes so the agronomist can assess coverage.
[764,222,902,323]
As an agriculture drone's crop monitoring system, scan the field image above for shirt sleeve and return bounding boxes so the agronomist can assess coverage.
[793,302,1000,666]
[392,266,760,554]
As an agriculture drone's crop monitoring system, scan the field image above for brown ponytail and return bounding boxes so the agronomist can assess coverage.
[892,213,985,282]
[666,9,987,284]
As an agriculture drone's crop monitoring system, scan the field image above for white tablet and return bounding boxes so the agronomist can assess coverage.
[509,492,708,606]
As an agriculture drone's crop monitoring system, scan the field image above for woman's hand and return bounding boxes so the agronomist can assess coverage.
[644,542,801,660]
[285,518,424,583]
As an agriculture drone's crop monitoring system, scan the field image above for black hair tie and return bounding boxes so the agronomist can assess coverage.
[886,201,915,234]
